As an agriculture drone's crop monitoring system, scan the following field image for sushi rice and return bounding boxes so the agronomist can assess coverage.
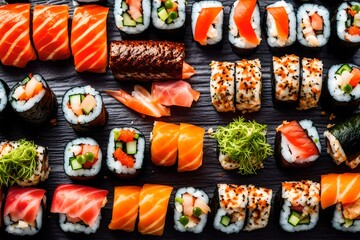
[152,0,186,30]
[332,203,360,232]
[59,213,101,234]
[0,80,8,113]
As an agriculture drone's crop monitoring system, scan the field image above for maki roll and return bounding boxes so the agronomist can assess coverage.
[114,0,151,35]
[73,0,106,5]
[275,120,321,168]
[62,85,108,132]
[279,180,320,232]
[191,1,224,46]
[297,4,330,49]
[324,114,360,169]
[265,1,296,50]
[3,186,46,236]
[0,139,50,187]
[107,127,145,178]
[64,138,102,180]
[228,0,261,55]
[50,184,108,234]
[0,79,10,121]
[174,187,211,233]
[9,73,57,125]
[152,0,186,35]
[213,184,248,233]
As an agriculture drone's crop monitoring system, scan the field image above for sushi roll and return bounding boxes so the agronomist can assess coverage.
[324,114,360,169]
[243,185,272,231]
[265,1,297,50]
[279,180,320,232]
[62,85,108,132]
[107,127,145,178]
[0,79,10,121]
[114,0,151,36]
[0,139,50,187]
[9,73,57,125]
[191,1,224,46]
[73,0,106,5]
[64,137,102,180]
[152,0,186,35]
[174,187,210,233]
[210,61,236,112]
[297,4,330,49]
[228,0,261,55]
[322,63,360,113]
[275,120,321,168]
[297,58,323,110]
[50,184,108,234]
[272,54,300,106]
[235,59,262,113]
[213,184,248,234]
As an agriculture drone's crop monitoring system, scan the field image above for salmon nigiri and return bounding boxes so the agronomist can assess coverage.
[71,5,109,73]
[0,4,36,67]
[33,5,70,61]
[177,123,205,172]
[138,184,173,236]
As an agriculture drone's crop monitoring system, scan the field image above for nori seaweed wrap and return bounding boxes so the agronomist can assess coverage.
[0,79,10,122]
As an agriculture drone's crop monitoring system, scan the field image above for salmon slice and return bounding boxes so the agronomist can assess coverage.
[177,123,205,172]
[138,184,173,236]
[0,4,36,67]
[71,5,109,73]
[194,7,223,45]
[234,0,260,45]
[266,6,289,41]
[310,12,323,31]
[108,186,141,231]
[33,5,70,61]
[350,67,360,87]
[182,62,196,79]
[151,121,180,166]
[126,0,142,20]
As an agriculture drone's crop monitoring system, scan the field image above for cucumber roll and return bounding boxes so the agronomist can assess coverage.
[62,85,108,132]
[9,73,57,125]
[64,138,102,180]
[0,79,10,121]
[152,0,186,35]
[107,127,145,178]
[279,180,320,232]
[174,187,210,233]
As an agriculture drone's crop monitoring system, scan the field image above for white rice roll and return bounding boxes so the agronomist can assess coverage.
[336,1,360,43]
[332,202,360,232]
[152,0,186,30]
[59,213,101,234]
[0,80,8,114]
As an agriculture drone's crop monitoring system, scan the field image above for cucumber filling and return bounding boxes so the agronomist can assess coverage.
[288,211,310,227]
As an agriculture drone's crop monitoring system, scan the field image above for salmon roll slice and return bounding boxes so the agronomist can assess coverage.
[177,123,205,172]
[151,121,180,166]
[138,184,173,236]
[108,186,141,231]
[33,5,70,61]
[0,4,36,68]
[71,5,109,73]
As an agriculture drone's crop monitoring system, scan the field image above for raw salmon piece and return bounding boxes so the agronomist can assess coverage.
[71,5,109,73]
[0,4,36,67]
[177,123,205,172]
[151,121,180,166]
[108,186,141,231]
[234,0,260,45]
[266,6,289,41]
[138,184,173,236]
[310,12,323,31]
[33,5,70,61]
[126,0,142,20]
[194,7,223,45]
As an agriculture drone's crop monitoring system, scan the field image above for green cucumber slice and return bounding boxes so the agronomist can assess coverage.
[344,218,354,228]
[220,215,231,227]
[158,8,169,22]
[126,140,137,154]
[121,1,128,10]
[336,63,353,75]
[115,141,123,149]
[288,211,301,226]
[123,13,136,26]
[113,130,121,141]
[69,94,81,107]
[70,158,83,170]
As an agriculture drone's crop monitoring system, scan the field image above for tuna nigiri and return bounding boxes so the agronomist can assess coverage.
[0,4,36,67]
[138,184,173,236]
[108,186,141,232]
[33,5,70,61]
[177,123,205,172]
[71,5,109,73]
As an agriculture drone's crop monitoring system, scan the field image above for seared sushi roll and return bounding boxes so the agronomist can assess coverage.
[210,61,235,112]
[174,187,211,233]
[243,185,272,231]
[62,85,108,132]
[152,0,186,34]
[3,186,46,236]
[213,184,248,234]
[107,127,145,178]
[64,138,102,180]
[272,54,300,106]
[228,0,261,55]
[275,120,321,168]
[0,79,10,121]
[114,0,151,35]
[9,73,57,125]
[279,180,320,232]
[265,1,297,50]
[235,59,262,113]
[324,114,360,169]
[297,4,330,49]
[297,58,323,110]
[191,1,224,46]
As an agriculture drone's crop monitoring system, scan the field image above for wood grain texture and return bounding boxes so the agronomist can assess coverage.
[0,0,359,239]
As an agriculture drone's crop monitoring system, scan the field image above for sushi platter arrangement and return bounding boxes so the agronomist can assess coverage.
[0,0,360,239]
